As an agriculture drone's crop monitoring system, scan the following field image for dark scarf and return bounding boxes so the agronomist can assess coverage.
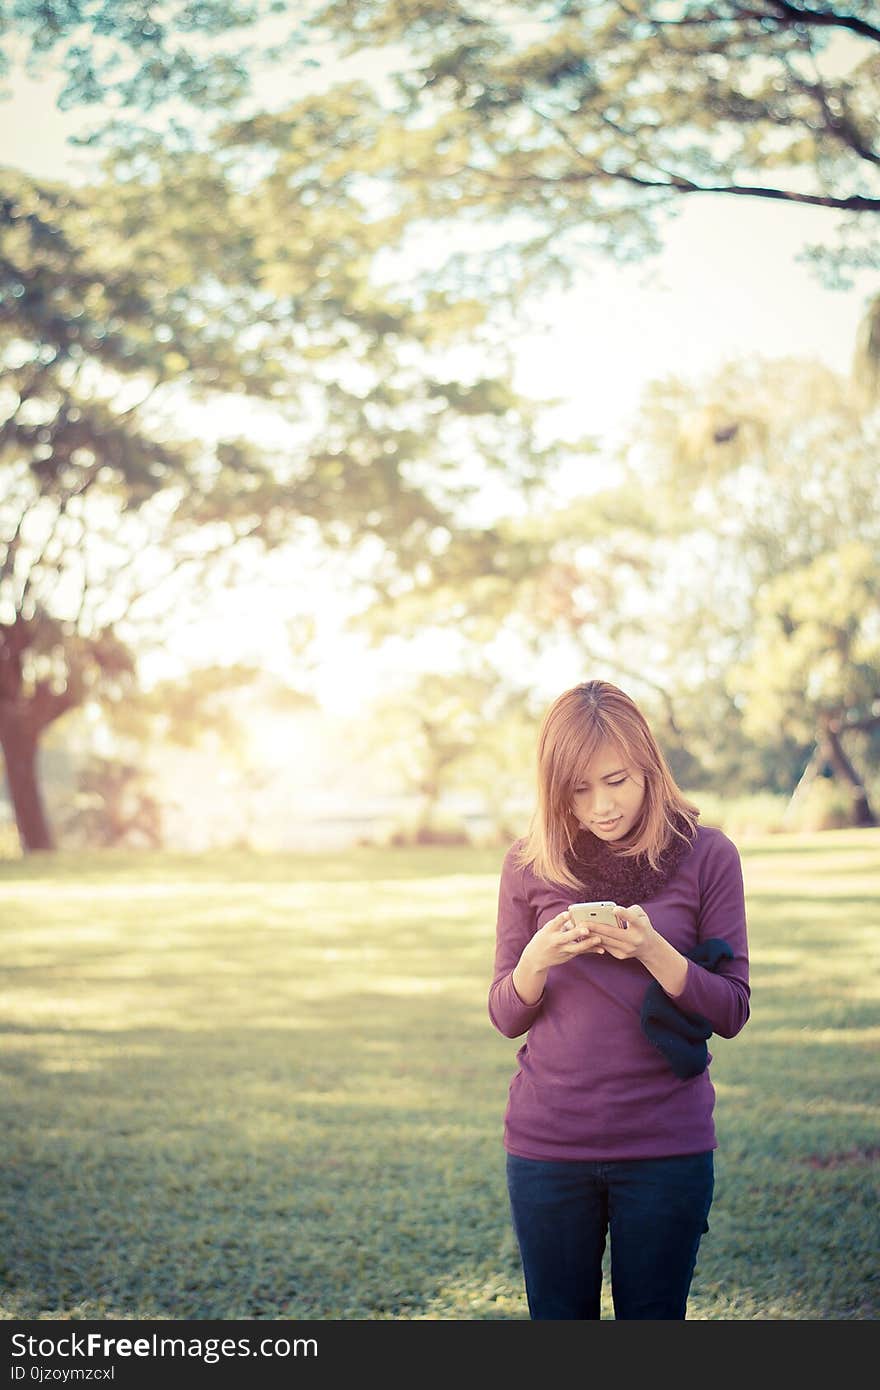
[642,938,734,1079]
[564,812,697,905]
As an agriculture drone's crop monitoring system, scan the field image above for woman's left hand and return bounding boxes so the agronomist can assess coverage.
[590,904,657,961]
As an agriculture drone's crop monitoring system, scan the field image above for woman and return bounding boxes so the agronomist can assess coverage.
[489,679,750,1320]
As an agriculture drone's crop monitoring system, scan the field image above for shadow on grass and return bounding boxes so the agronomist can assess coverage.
[2,990,528,1320]
[2,839,878,1320]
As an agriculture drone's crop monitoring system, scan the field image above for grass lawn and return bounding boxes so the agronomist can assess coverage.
[1,829,878,1321]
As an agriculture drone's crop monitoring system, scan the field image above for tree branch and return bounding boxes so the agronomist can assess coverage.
[0,493,42,586]
[30,680,80,734]
[840,709,880,732]
[459,159,880,211]
[629,2,880,43]
[92,519,266,629]
[16,498,71,616]
[759,1,880,45]
[795,35,880,167]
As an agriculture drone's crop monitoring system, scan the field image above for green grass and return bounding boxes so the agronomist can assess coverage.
[1,830,878,1321]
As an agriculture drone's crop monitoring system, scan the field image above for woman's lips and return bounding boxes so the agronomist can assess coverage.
[594,816,621,829]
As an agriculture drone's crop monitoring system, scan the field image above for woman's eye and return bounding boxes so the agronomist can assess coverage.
[608,779,626,787]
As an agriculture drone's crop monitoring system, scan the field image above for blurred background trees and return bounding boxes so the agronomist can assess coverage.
[2,1,878,852]
[1,51,556,849]
[301,2,880,277]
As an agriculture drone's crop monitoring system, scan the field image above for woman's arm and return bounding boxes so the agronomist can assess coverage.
[671,832,750,1037]
[488,846,546,1038]
[489,847,615,1037]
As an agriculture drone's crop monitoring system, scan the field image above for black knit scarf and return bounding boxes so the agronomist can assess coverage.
[565,813,697,906]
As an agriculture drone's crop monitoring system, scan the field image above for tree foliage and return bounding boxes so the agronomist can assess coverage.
[359,349,880,813]
[345,665,539,841]
[5,1,879,847]
[0,137,556,850]
[300,0,880,284]
[1,0,285,114]
[628,355,880,816]
[60,754,163,848]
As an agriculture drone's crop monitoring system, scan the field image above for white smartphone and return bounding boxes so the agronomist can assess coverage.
[569,900,619,930]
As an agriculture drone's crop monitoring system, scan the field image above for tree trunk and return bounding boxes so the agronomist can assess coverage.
[0,724,55,851]
[821,718,876,828]
[781,744,823,826]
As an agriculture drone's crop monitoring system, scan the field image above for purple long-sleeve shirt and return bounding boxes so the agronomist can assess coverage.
[488,825,750,1161]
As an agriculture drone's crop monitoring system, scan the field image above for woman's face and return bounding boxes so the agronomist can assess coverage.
[571,741,646,842]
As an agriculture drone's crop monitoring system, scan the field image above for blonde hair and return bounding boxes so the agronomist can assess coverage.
[515,680,699,889]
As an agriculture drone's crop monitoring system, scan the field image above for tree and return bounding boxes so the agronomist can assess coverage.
[60,755,163,848]
[352,341,880,819]
[731,541,879,824]
[345,667,540,841]
[8,2,878,846]
[303,1,880,280]
[11,4,879,291]
[0,148,555,851]
[253,5,880,817]
[347,671,489,840]
[345,467,716,777]
[623,354,880,819]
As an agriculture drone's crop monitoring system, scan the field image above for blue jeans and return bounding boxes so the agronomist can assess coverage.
[506,1150,714,1320]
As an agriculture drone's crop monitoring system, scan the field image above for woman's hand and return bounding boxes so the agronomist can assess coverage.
[523,909,607,972]
[513,909,605,1006]
[589,904,689,996]
[588,904,657,961]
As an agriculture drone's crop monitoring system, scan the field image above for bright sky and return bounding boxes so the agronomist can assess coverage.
[2,36,877,717]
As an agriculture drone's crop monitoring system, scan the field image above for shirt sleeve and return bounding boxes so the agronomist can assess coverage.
[488,843,546,1038]
[668,830,751,1038]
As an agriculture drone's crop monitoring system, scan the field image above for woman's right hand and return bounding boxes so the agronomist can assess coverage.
[523,909,606,972]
